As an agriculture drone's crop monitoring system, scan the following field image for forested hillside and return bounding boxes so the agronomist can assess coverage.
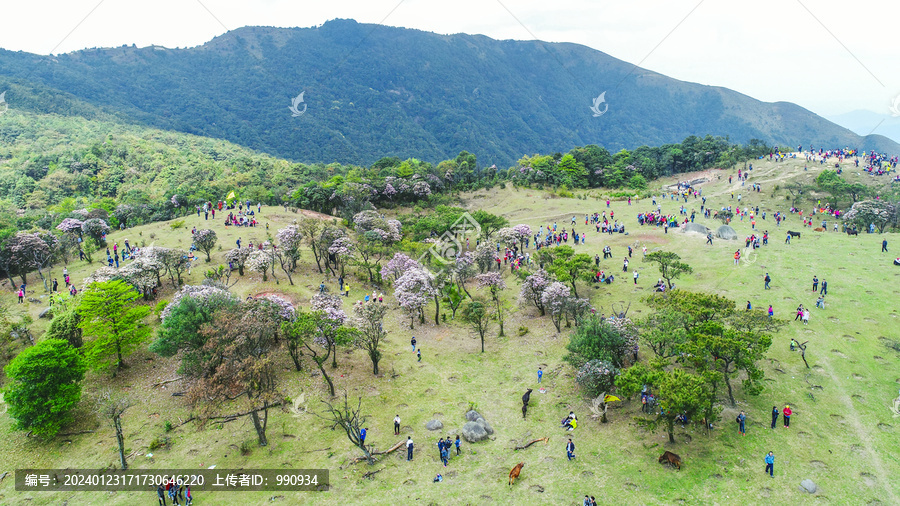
[1,19,896,168]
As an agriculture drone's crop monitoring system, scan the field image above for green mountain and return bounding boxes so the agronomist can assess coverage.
[1,19,897,167]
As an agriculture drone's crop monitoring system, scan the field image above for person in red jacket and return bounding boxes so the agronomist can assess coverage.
[783,405,792,428]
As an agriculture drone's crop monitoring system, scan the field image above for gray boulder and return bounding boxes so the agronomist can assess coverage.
[800,479,817,494]
[38,307,54,319]
[475,417,494,435]
[425,419,443,431]
[465,410,482,422]
[716,225,738,240]
[461,421,489,442]
[683,223,709,235]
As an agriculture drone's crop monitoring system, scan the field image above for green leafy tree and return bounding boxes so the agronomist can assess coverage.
[617,362,716,443]
[77,279,152,372]
[544,245,594,298]
[281,311,355,397]
[644,251,693,289]
[683,321,772,406]
[44,305,84,348]
[471,210,509,241]
[5,339,86,437]
[565,314,633,368]
[462,300,493,353]
[149,292,240,376]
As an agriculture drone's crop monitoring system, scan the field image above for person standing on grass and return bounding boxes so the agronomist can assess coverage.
[820,280,827,296]
[734,250,741,265]
[407,437,414,461]
[812,276,818,292]
[883,239,888,252]
[417,349,422,362]
[634,271,639,284]
[360,427,367,446]
[538,367,543,384]
[783,405,792,428]
[455,435,461,456]
[157,483,167,506]
[771,406,779,429]
[737,411,746,435]
[764,273,771,289]
[411,336,416,352]
[584,496,591,506]
[566,439,576,460]
[768,305,774,318]
[394,415,401,435]
[765,452,775,477]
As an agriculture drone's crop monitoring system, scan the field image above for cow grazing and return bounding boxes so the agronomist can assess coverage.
[658,451,682,470]
[813,227,824,232]
[788,231,801,238]
[847,228,858,236]
[522,389,533,419]
[509,462,525,485]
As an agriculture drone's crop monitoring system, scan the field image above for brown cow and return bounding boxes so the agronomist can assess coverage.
[658,451,682,470]
[509,462,525,485]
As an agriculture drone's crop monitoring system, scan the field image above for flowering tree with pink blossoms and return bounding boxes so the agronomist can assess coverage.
[520,269,553,316]
[394,268,437,328]
[381,252,422,282]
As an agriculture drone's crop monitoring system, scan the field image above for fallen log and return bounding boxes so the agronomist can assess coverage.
[152,377,183,388]
[362,469,382,480]
[348,440,406,463]
[514,437,549,451]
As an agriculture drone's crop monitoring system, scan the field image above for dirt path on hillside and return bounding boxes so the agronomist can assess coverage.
[819,356,898,502]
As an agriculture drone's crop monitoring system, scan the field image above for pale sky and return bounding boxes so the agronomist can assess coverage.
[3,0,899,128]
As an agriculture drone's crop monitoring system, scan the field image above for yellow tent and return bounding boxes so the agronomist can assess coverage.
[603,395,621,403]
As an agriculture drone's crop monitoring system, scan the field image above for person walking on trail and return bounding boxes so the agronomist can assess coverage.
[406,437,414,461]
[394,415,401,435]
[411,337,416,352]
[783,405,792,428]
[737,411,746,436]
[764,452,775,477]
[537,367,543,384]
[764,273,771,289]
[820,280,827,296]
[883,239,888,252]
[566,439,576,461]
[770,406,779,429]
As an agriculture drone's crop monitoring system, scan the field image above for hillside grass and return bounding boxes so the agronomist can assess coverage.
[0,156,898,505]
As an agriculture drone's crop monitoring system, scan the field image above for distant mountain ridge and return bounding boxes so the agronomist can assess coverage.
[0,19,897,167]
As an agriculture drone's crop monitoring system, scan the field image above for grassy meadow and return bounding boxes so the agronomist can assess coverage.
[0,155,898,505]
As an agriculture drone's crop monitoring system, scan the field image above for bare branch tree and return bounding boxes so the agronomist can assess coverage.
[317,393,373,465]
[96,390,134,470]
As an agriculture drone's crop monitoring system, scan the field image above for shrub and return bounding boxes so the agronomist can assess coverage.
[564,315,633,368]
[574,360,619,397]
[164,420,174,433]
[149,436,171,450]
[517,326,529,336]
[169,220,186,230]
